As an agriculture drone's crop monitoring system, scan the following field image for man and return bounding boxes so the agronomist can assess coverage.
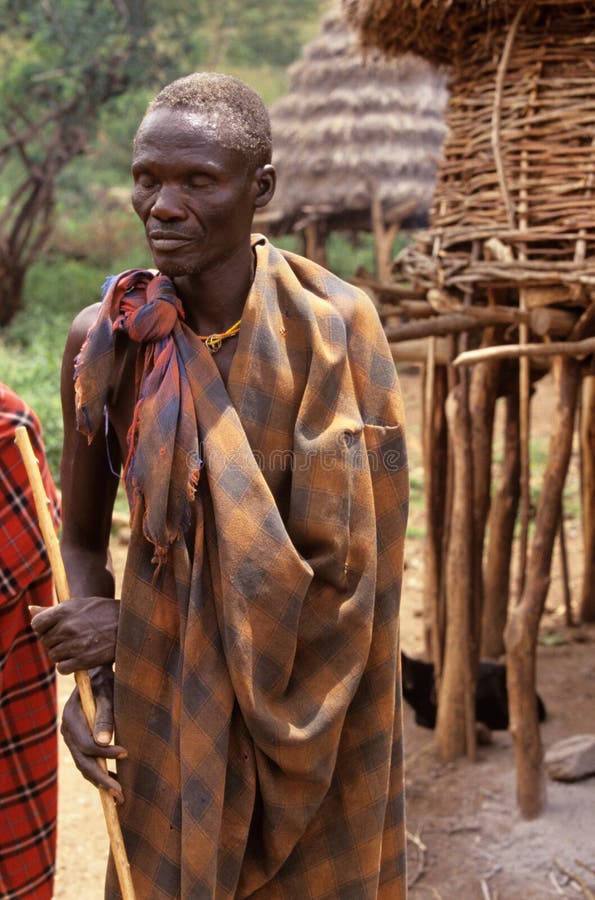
[0,384,60,899]
[31,73,409,898]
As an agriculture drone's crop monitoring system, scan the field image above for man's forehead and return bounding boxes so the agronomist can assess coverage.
[136,106,233,149]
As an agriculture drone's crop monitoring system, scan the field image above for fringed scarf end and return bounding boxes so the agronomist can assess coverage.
[187,462,202,501]
[151,543,170,581]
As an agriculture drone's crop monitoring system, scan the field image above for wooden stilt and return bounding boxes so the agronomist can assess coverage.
[422,353,448,667]
[435,382,476,762]
[369,177,399,281]
[469,328,501,652]
[302,220,328,268]
[579,373,595,621]
[505,356,581,818]
[482,388,521,658]
[558,511,574,628]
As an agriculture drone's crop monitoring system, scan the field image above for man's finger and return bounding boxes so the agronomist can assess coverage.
[93,685,126,755]
[28,605,52,630]
[71,752,125,802]
[56,659,78,675]
[28,604,44,618]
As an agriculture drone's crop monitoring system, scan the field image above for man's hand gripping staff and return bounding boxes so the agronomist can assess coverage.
[14,425,136,900]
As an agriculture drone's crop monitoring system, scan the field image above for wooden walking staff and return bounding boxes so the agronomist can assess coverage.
[14,425,136,900]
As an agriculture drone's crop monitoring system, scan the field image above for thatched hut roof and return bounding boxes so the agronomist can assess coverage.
[262,6,447,236]
[342,0,593,66]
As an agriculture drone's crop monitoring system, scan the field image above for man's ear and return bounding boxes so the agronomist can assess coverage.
[253,164,276,208]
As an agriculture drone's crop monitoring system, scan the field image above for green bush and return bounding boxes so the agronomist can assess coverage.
[0,257,113,476]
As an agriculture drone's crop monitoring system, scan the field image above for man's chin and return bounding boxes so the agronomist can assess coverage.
[150,257,201,277]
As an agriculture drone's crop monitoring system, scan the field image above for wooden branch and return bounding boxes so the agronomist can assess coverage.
[428,288,529,325]
[389,337,451,366]
[453,337,595,367]
[377,300,434,321]
[349,274,426,301]
[491,4,527,230]
[529,307,578,337]
[523,285,580,309]
[385,313,485,342]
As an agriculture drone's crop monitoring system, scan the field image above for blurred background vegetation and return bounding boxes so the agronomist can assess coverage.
[1,0,386,475]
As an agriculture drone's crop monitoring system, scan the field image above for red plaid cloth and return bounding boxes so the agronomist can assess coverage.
[77,237,408,898]
[0,384,60,899]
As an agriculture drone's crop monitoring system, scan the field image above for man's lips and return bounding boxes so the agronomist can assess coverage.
[147,231,192,251]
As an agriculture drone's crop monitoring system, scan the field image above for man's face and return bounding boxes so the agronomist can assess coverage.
[131,107,260,277]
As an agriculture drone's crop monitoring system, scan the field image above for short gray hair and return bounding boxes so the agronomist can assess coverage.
[144,72,272,169]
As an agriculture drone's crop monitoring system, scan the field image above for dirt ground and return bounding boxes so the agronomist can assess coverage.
[52,370,595,899]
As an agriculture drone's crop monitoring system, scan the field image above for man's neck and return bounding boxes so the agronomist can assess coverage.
[172,241,255,336]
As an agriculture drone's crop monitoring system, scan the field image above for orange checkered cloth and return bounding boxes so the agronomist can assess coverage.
[77,236,408,899]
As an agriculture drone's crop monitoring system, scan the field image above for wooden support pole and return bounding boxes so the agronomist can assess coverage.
[435,383,476,762]
[469,331,501,653]
[369,178,399,282]
[517,300,531,600]
[558,512,574,628]
[302,221,328,268]
[482,389,521,658]
[421,355,448,667]
[505,356,581,818]
[579,373,595,622]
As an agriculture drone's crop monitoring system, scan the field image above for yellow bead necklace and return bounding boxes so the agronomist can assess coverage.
[198,319,241,353]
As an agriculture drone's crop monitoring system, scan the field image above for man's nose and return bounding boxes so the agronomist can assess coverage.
[151,184,186,220]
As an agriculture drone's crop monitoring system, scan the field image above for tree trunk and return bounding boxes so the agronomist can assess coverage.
[482,389,521,657]
[0,263,26,328]
[505,356,581,818]
[579,374,595,622]
[435,382,476,762]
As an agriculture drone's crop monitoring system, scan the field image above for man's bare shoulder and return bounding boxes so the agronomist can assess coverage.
[62,303,102,365]
[69,302,101,343]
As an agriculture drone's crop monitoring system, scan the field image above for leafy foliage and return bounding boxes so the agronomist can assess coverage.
[0,0,327,326]
[0,0,147,325]
[191,0,322,68]
[0,257,110,472]
[0,0,331,475]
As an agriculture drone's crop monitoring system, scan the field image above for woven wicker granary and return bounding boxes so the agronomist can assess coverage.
[344,0,595,303]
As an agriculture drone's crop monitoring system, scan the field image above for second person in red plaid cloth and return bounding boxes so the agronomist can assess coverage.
[1,384,60,899]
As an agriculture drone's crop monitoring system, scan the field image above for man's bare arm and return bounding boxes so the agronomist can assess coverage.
[31,304,126,800]
[60,303,120,598]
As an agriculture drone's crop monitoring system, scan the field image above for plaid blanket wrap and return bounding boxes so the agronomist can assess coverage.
[76,236,408,899]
